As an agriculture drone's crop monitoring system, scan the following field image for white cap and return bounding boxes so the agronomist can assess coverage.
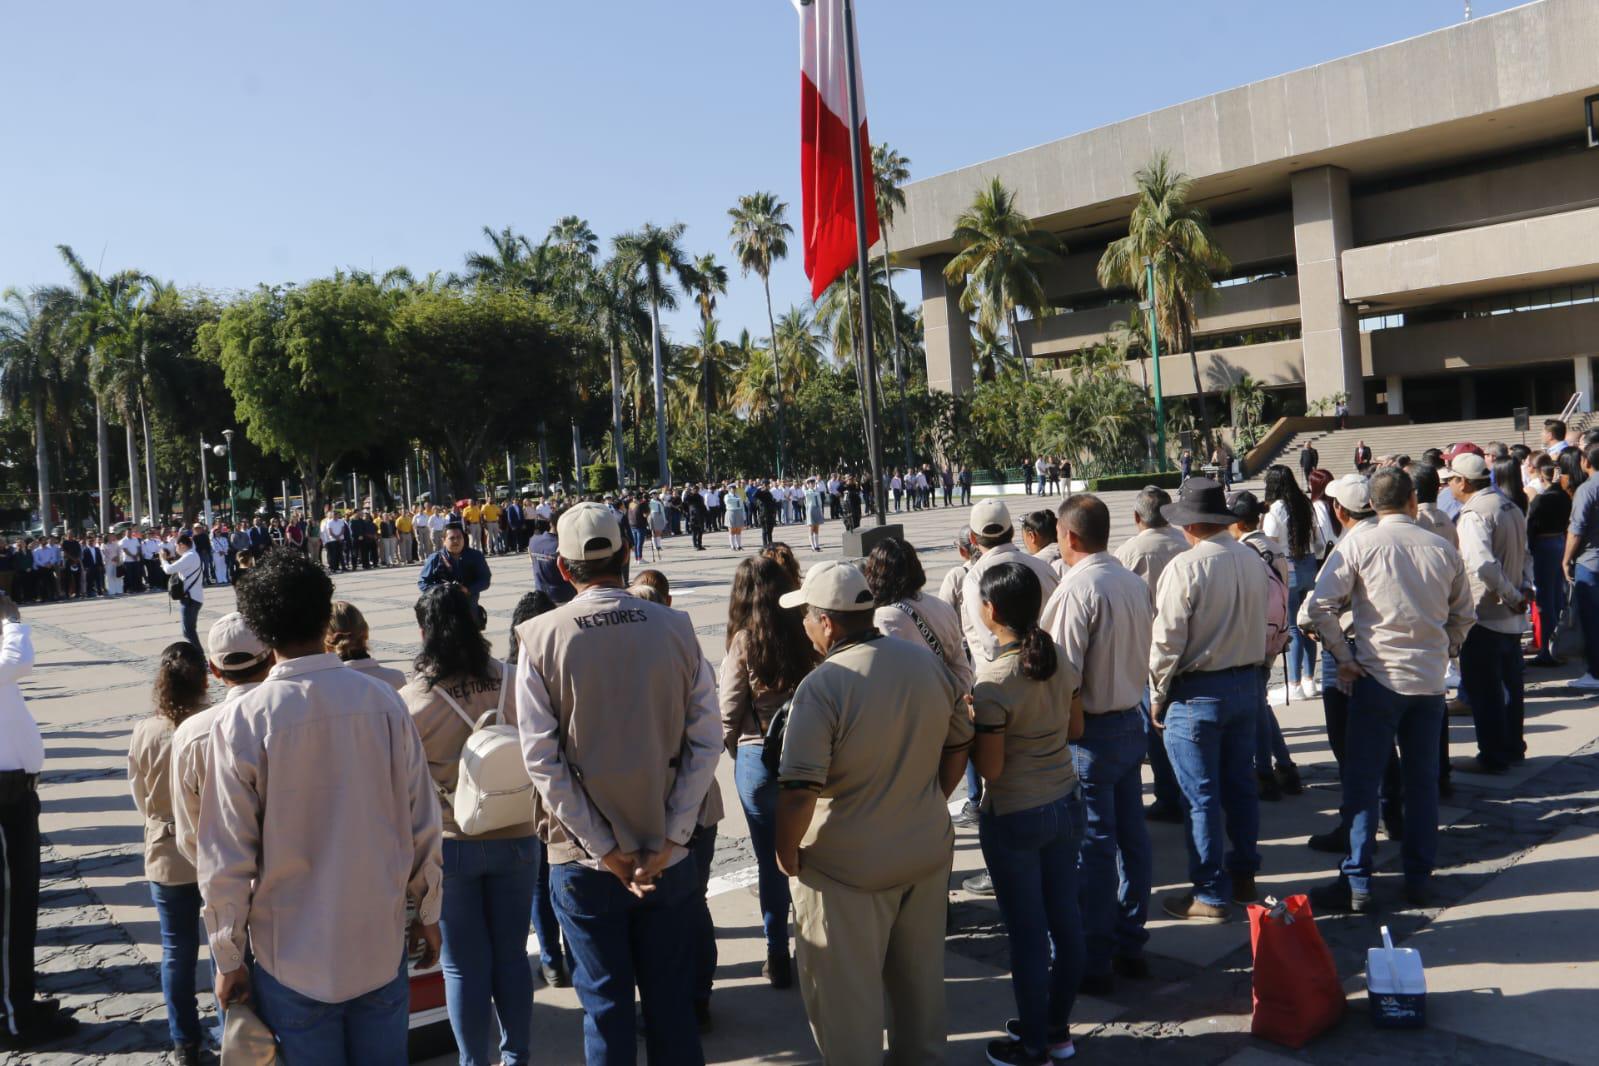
[1327,474,1371,513]
[557,502,625,561]
[206,612,270,672]
[969,498,1013,538]
[779,561,876,612]
[1448,453,1490,481]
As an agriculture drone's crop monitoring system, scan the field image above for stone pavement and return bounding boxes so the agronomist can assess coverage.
[9,491,1599,1064]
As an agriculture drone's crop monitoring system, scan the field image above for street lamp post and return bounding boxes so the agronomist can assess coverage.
[198,436,213,527]
[220,429,238,523]
[1144,258,1167,471]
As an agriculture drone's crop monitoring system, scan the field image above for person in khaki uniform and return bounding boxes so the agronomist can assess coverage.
[775,561,972,1066]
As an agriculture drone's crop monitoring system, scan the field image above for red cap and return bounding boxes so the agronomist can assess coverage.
[1442,442,1484,462]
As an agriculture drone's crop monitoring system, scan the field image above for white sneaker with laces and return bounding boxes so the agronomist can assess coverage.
[1300,679,1318,700]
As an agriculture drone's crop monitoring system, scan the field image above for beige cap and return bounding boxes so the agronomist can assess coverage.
[206,612,270,672]
[1448,453,1490,481]
[969,498,1013,537]
[779,561,876,612]
[1327,473,1371,513]
[557,502,624,560]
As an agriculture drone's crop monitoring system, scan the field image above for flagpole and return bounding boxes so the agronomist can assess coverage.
[842,0,887,527]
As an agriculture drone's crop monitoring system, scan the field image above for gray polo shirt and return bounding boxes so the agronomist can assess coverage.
[1568,476,1599,572]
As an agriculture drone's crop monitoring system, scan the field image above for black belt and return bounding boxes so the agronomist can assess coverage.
[1181,666,1256,679]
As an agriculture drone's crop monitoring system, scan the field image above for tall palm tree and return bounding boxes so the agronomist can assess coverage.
[463,224,546,294]
[872,144,914,463]
[728,192,794,474]
[1097,152,1231,449]
[943,177,1062,383]
[0,287,75,529]
[594,255,649,484]
[614,224,693,485]
[972,317,1018,383]
[772,305,826,388]
[57,245,117,531]
[686,316,736,479]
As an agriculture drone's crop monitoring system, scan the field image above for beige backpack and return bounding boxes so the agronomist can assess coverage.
[436,665,533,835]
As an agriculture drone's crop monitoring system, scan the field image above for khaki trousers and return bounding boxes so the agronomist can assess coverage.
[793,857,951,1066]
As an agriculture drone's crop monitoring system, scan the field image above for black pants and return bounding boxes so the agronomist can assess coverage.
[760,523,775,548]
[326,542,343,571]
[690,523,704,550]
[0,774,40,1037]
[144,558,163,591]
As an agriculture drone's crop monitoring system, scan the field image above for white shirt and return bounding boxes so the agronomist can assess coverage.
[429,513,447,532]
[0,624,41,773]
[120,536,142,559]
[161,549,204,604]
[961,541,1061,662]
[706,489,721,508]
[322,517,347,540]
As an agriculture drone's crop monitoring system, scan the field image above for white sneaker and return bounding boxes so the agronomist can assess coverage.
[1300,679,1319,700]
[1570,674,1599,690]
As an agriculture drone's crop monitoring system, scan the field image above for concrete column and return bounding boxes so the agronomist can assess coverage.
[1385,375,1405,415]
[1292,167,1365,414]
[1461,376,1478,419]
[920,255,974,395]
[1575,356,1595,413]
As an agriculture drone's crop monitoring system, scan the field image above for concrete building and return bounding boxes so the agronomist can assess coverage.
[893,0,1599,421]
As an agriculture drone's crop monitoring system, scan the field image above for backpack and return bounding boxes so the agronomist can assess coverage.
[1248,540,1292,661]
[435,666,533,836]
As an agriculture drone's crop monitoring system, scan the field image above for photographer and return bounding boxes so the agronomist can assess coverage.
[160,534,205,649]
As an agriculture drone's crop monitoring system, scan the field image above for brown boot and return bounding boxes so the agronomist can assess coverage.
[1161,893,1229,923]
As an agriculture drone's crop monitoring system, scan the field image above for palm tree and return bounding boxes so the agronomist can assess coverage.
[463,225,546,294]
[772,305,826,388]
[613,224,693,486]
[57,245,117,531]
[0,287,75,529]
[872,144,914,463]
[972,317,1018,383]
[684,317,741,479]
[728,192,794,474]
[943,177,1061,382]
[594,255,649,485]
[1097,152,1231,449]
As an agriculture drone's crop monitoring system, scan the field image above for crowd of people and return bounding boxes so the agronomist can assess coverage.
[0,415,1586,1064]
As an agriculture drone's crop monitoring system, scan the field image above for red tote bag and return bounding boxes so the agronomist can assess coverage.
[1248,894,1345,1047]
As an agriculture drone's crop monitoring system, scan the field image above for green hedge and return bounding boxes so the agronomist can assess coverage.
[971,466,1025,486]
[1082,471,1182,492]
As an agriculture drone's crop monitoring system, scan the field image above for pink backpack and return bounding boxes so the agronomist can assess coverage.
[1248,541,1292,661]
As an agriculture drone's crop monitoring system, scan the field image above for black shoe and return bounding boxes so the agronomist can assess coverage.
[1078,971,1113,996]
[540,960,571,988]
[1383,808,1405,842]
[166,1043,202,1066]
[1308,878,1373,915]
[1144,800,1183,823]
[952,800,980,828]
[763,949,792,989]
[1453,756,1507,775]
[1001,1019,1075,1061]
[1307,826,1350,854]
[1112,954,1150,980]
[693,998,712,1033]
[0,1007,80,1049]
[1275,764,1304,795]
[987,1037,1050,1066]
[1257,774,1283,802]
[963,872,995,896]
[1403,882,1431,908]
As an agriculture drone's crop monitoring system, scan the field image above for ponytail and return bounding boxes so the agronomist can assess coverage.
[1018,622,1058,682]
[977,561,1056,681]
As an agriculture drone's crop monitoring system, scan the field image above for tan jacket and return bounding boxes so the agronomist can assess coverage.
[170,683,259,867]
[718,629,799,750]
[961,541,1060,662]
[1042,552,1153,713]
[874,591,974,696]
[1458,488,1533,634]
[1114,525,1189,593]
[402,662,533,840]
[128,716,193,885]
[346,656,407,691]
[1148,532,1268,702]
[199,653,443,1004]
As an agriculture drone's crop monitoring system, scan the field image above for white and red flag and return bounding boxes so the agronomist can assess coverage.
[794,0,879,300]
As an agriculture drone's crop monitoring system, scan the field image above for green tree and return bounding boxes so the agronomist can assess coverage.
[728,191,794,474]
[872,143,914,463]
[0,286,76,528]
[943,177,1061,382]
[771,305,826,390]
[613,223,693,487]
[1097,152,1231,449]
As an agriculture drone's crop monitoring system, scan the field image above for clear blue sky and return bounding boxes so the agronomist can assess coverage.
[1,0,1528,342]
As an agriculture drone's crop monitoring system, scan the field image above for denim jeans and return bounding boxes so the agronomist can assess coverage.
[530,838,565,969]
[440,836,536,1066]
[1143,690,1182,811]
[551,856,703,1066]
[1459,625,1525,769]
[1531,536,1566,655]
[180,599,201,649]
[1286,555,1319,683]
[1339,677,1444,894]
[629,527,645,561]
[688,826,718,1003]
[1575,564,1599,677]
[965,761,984,804]
[150,881,207,1047]
[1072,710,1151,976]
[1254,668,1293,776]
[979,792,1086,1055]
[1162,668,1261,907]
[733,745,791,952]
[251,956,409,1065]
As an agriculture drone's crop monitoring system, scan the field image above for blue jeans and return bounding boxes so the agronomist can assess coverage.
[251,956,409,1065]
[1162,668,1261,907]
[965,761,984,804]
[733,745,791,952]
[1575,564,1599,677]
[1144,690,1182,811]
[629,527,644,561]
[1285,556,1319,683]
[688,826,718,1003]
[180,599,201,648]
[1072,710,1151,976]
[551,857,703,1066]
[530,839,564,969]
[150,881,207,1047]
[1340,677,1444,894]
[979,792,1087,1054]
[1459,625,1525,768]
[1531,537,1565,655]
[440,836,536,1066]
[1254,667,1293,776]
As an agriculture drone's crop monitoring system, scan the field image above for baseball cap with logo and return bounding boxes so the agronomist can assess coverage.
[779,560,876,612]
[1326,473,1372,513]
[206,612,270,672]
[969,498,1013,538]
[1447,452,1490,481]
[557,502,625,561]
[1441,442,1484,464]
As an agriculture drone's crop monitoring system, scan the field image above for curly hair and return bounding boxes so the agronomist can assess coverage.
[863,537,927,606]
[233,549,334,648]
[325,601,371,661]
[507,590,558,664]
[413,584,493,690]
[152,641,209,725]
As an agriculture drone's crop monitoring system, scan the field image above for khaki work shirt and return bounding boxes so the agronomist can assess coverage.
[874,591,974,695]
[1415,503,1457,548]
[199,654,443,1004]
[1041,552,1153,713]
[128,716,193,885]
[346,656,407,691]
[171,683,258,868]
[1458,488,1534,635]
[779,634,972,893]
[971,646,1078,815]
[961,541,1060,662]
[1300,513,1476,695]
[403,662,533,840]
[1114,525,1189,593]
[1148,531,1268,703]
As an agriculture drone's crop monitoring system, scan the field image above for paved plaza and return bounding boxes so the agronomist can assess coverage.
[11,492,1599,1065]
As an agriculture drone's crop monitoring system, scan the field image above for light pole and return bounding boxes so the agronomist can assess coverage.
[1144,258,1167,471]
[219,430,238,523]
[198,436,213,527]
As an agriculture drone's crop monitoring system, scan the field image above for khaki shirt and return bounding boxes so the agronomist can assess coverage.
[1148,532,1268,703]
[874,591,974,695]
[1415,503,1457,548]
[346,656,407,691]
[972,646,1078,815]
[1458,488,1534,635]
[514,586,721,869]
[1300,514,1476,695]
[936,560,970,621]
[1114,525,1189,593]
[1041,552,1153,713]
[199,653,443,1004]
[402,662,533,840]
[780,633,971,893]
[129,716,193,885]
[961,541,1060,662]
[718,628,800,750]
[170,683,259,867]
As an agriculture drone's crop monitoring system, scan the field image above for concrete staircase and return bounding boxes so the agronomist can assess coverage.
[1272,412,1590,479]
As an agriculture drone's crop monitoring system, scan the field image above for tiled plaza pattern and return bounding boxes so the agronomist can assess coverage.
[11,491,1599,1064]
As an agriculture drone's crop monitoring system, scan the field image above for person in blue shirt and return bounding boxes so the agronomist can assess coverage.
[418,523,491,605]
[526,517,575,604]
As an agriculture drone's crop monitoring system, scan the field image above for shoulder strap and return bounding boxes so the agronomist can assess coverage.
[493,660,509,722]
[892,600,945,659]
[435,686,477,730]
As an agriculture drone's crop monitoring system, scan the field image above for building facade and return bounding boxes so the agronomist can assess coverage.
[893,0,1599,421]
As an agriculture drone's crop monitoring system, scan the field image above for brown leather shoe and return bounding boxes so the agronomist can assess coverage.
[1232,873,1258,904]
[1161,893,1229,923]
